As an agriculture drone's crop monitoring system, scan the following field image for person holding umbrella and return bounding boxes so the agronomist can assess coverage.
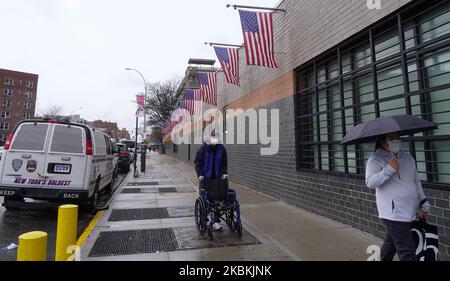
[342,115,436,261]
[366,132,430,261]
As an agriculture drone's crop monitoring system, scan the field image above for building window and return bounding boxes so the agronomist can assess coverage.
[23,113,31,120]
[295,0,450,187]
[1,112,10,119]
[25,92,33,98]
[25,81,34,88]
[3,89,13,97]
[24,102,31,109]
[4,78,14,86]
[0,123,9,130]
[2,101,12,108]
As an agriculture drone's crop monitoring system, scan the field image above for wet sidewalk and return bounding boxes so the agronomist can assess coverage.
[80,153,382,261]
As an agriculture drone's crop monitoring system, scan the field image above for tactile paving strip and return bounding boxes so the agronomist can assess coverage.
[89,228,178,257]
[127,181,159,186]
[121,188,141,194]
[108,208,169,221]
[121,187,180,194]
[158,187,178,193]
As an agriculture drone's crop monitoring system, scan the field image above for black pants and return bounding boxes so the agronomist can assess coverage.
[381,219,417,261]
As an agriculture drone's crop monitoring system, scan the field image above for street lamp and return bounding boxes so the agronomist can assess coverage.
[125,68,149,178]
[125,68,148,139]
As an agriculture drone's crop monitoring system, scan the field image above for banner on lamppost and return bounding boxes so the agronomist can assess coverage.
[136,94,145,108]
[136,94,145,117]
[135,107,144,117]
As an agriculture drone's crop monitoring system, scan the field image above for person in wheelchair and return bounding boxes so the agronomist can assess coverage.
[194,130,228,231]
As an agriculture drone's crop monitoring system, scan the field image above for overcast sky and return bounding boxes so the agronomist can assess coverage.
[0,0,279,132]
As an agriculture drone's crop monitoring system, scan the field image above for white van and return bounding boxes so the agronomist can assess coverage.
[0,120,118,211]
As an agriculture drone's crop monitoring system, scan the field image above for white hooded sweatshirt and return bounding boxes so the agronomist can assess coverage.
[365,149,431,222]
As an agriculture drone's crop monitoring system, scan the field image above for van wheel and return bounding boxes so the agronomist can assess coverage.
[89,182,99,214]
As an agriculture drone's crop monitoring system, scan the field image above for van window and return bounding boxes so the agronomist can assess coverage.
[11,123,49,151]
[104,135,112,155]
[94,131,106,155]
[51,125,84,154]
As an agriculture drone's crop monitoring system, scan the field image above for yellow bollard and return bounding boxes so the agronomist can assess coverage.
[55,204,78,261]
[17,231,48,261]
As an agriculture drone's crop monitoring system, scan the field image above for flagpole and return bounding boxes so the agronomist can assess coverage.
[205,42,243,48]
[201,92,203,140]
[226,3,286,13]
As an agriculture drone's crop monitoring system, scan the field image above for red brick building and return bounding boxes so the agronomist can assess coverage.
[0,68,38,144]
[115,128,131,140]
[88,120,130,140]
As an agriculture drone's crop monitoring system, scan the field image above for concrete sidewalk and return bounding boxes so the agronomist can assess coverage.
[80,153,382,261]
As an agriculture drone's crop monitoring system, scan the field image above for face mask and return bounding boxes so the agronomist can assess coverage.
[388,139,401,154]
[210,137,219,145]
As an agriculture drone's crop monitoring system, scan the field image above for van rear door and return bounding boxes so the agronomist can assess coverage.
[43,124,87,189]
[1,122,50,187]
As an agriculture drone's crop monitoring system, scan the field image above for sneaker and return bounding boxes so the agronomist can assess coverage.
[213,222,223,231]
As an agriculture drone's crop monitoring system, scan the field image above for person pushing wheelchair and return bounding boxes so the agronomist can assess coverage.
[194,130,228,231]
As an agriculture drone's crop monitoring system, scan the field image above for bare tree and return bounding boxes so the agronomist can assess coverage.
[144,76,183,128]
[41,105,64,117]
[148,127,163,143]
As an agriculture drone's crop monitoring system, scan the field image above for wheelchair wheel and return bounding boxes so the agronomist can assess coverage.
[225,207,238,232]
[195,198,207,235]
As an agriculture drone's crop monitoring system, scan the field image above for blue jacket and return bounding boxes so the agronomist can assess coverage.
[194,143,228,180]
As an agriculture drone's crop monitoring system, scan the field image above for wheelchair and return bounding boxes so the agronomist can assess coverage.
[194,178,242,241]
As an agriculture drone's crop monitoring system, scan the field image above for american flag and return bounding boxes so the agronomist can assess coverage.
[172,100,187,124]
[197,72,217,106]
[239,10,278,69]
[162,121,169,134]
[178,99,186,110]
[186,89,202,116]
[214,47,240,86]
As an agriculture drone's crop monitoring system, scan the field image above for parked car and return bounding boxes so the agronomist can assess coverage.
[114,143,131,173]
[0,120,118,212]
[121,140,136,163]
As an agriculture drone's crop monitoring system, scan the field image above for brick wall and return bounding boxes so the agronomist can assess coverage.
[169,95,450,260]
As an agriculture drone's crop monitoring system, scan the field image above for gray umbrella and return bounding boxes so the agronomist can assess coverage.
[341,115,437,145]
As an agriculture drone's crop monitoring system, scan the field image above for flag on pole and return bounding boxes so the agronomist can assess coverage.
[135,107,144,117]
[136,95,145,108]
[136,94,145,117]
[172,100,186,124]
[238,10,278,68]
[186,89,202,116]
[162,121,169,134]
[198,72,217,106]
[214,47,240,86]
[178,99,186,110]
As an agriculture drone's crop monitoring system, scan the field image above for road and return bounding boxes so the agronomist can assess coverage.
[0,173,127,261]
